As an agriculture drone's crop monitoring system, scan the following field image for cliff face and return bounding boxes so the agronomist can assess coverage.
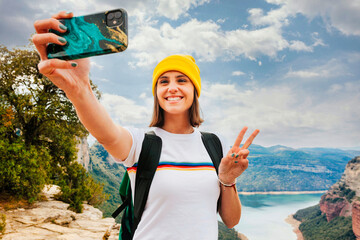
[1,185,119,240]
[319,156,360,230]
[320,194,352,221]
[343,157,360,196]
[76,137,90,171]
[353,201,360,240]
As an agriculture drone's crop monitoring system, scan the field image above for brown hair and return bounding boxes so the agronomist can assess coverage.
[149,84,204,128]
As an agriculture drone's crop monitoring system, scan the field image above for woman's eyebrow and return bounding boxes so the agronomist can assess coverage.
[176,74,187,78]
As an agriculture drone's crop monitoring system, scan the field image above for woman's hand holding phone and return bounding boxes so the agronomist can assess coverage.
[32,11,91,99]
[32,10,133,162]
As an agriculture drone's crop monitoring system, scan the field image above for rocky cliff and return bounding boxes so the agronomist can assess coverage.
[76,137,90,171]
[0,185,119,240]
[353,201,360,240]
[319,156,360,237]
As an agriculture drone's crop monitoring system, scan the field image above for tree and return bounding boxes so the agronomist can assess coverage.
[0,44,105,211]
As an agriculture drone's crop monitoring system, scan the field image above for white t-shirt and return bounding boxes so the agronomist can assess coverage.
[118,127,227,240]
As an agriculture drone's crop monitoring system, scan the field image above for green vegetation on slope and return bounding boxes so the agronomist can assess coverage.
[88,142,126,221]
[294,204,356,240]
[218,221,241,240]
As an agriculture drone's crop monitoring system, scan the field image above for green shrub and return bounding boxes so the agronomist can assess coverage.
[0,139,50,202]
[56,162,107,213]
[218,221,241,240]
[0,213,6,235]
[326,197,344,204]
[345,190,356,203]
[86,176,109,207]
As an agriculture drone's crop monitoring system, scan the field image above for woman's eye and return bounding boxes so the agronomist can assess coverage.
[159,80,168,84]
[178,79,187,83]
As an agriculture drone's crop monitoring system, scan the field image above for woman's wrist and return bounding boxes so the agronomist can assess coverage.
[66,82,93,103]
[218,177,237,187]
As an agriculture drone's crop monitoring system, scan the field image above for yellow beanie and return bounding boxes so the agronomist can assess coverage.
[152,55,201,97]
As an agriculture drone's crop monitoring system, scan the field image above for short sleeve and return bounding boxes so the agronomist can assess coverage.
[111,127,146,168]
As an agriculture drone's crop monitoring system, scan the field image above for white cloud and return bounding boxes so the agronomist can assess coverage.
[311,32,327,47]
[90,60,104,70]
[156,0,210,20]
[327,84,342,93]
[232,71,245,76]
[289,40,313,52]
[96,78,110,82]
[199,80,360,148]
[285,70,320,79]
[248,6,291,28]
[100,93,152,126]
[225,26,289,60]
[285,58,347,79]
[216,18,226,24]
[130,19,291,67]
[263,0,360,36]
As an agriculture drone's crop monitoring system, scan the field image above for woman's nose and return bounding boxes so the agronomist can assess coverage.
[168,82,179,93]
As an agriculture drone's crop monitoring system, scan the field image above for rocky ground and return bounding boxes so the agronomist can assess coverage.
[1,185,120,240]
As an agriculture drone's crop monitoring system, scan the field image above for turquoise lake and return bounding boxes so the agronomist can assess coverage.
[233,193,323,240]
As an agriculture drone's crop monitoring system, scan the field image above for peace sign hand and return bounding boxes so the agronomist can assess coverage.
[218,126,260,185]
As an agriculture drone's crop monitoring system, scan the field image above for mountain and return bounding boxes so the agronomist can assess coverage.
[293,156,360,240]
[88,142,126,221]
[237,144,359,191]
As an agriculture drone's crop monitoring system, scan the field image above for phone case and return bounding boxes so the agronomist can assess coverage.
[47,9,128,60]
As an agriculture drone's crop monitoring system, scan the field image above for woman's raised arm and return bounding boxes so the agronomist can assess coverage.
[32,11,132,161]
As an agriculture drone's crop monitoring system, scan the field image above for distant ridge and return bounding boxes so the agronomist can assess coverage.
[237,144,358,192]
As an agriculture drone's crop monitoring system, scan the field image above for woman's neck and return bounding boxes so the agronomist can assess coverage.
[161,113,194,134]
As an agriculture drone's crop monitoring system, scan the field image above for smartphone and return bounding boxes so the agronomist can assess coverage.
[47,9,128,60]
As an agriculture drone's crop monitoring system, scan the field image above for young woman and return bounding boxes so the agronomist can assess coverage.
[32,11,259,240]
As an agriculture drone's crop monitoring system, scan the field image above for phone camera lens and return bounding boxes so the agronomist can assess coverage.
[107,13,114,20]
[115,11,122,18]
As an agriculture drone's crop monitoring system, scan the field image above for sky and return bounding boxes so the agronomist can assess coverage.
[0,0,359,149]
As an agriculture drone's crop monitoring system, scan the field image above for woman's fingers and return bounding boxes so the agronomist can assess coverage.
[52,11,73,19]
[34,11,72,34]
[232,127,260,150]
[32,32,67,60]
[241,129,260,149]
[33,11,73,60]
[232,126,248,149]
[38,59,77,76]
[229,149,249,160]
[34,18,67,34]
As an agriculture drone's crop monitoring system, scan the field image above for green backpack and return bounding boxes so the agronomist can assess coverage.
[112,131,223,240]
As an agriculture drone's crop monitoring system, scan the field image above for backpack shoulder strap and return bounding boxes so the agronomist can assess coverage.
[133,131,162,233]
[112,172,132,219]
[200,131,223,174]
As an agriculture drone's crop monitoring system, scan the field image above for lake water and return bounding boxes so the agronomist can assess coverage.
[233,193,323,240]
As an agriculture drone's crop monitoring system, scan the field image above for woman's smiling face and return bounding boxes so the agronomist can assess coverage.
[156,71,195,117]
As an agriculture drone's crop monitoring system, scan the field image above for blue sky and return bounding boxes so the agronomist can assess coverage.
[1,0,359,149]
